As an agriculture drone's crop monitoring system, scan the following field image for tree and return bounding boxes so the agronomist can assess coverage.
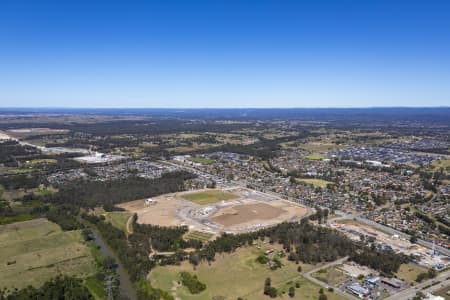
[288,286,295,298]
[319,293,328,300]
[263,277,277,298]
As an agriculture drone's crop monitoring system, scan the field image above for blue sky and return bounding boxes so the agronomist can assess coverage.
[1,0,449,108]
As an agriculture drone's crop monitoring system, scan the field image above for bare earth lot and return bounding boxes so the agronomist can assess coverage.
[118,194,186,227]
[212,203,286,226]
[118,187,310,234]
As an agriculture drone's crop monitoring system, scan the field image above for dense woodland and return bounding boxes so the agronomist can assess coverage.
[192,220,409,275]
[34,170,195,209]
[0,276,93,300]
[0,171,196,231]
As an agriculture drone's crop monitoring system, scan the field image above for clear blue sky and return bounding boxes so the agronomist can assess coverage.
[1,0,449,108]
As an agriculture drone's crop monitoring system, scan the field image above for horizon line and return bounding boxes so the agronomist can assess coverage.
[0,106,449,110]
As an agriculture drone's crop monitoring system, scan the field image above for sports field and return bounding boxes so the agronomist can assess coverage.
[188,156,215,165]
[150,243,345,300]
[296,178,334,188]
[0,218,96,290]
[182,189,239,205]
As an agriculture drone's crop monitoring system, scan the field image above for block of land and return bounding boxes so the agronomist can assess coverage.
[118,187,310,235]
[149,243,344,300]
[182,190,239,205]
[0,218,95,290]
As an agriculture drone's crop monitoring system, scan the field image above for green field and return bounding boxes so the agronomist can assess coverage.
[184,230,214,242]
[395,263,428,284]
[188,156,215,165]
[104,211,131,233]
[312,265,350,286]
[182,190,239,205]
[304,154,325,160]
[296,178,334,188]
[432,158,450,171]
[23,158,58,168]
[150,244,345,300]
[0,218,96,290]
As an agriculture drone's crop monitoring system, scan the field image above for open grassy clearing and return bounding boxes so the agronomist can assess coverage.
[103,211,131,233]
[150,243,344,300]
[184,230,214,242]
[312,265,351,286]
[296,178,333,188]
[188,156,215,165]
[182,189,239,205]
[0,187,55,202]
[0,218,96,290]
[22,158,57,168]
[304,154,325,160]
[272,276,344,300]
[299,142,341,153]
[168,142,219,153]
[432,158,450,171]
[395,263,428,284]
[85,275,108,300]
[0,186,18,203]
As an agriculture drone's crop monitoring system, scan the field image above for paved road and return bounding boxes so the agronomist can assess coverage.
[332,210,450,257]
[384,269,450,300]
[422,278,450,296]
[303,256,360,300]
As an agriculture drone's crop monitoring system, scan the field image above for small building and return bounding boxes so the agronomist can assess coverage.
[265,248,274,255]
[381,278,402,289]
[346,284,369,298]
[145,198,156,205]
[364,276,380,286]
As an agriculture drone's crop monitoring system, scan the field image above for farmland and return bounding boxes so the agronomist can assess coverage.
[0,218,96,290]
[182,189,239,205]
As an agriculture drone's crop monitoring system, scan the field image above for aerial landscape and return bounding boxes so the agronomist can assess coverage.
[1,1,450,300]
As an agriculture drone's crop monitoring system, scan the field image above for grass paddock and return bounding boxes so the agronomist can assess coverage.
[0,218,95,290]
[150,244,345,300]
[182,190,239,205]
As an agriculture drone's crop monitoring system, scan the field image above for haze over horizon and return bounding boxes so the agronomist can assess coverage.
[1,0,450,108]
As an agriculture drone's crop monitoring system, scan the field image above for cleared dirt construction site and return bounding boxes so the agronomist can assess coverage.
[211,203,285,227]
[118,187,310,234]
